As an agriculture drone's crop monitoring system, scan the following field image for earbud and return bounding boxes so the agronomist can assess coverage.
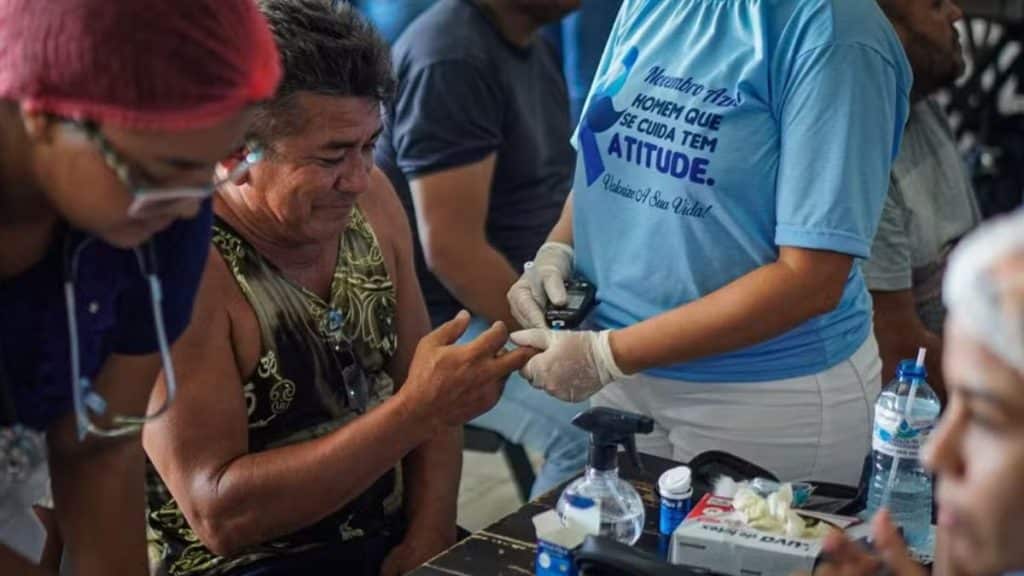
[244,147,264,166]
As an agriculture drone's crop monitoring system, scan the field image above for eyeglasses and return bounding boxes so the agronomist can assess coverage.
[73,120,263,218]
[64,238,175,440]
[320,309,370,414]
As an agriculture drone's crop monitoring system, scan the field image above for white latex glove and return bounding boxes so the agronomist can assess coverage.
[507,242,575,329]
[510,329,626,403]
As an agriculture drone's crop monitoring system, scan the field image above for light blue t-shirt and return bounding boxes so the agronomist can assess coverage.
[573,0,912,382]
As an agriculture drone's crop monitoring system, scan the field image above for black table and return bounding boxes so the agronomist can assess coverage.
[410,453,683,576]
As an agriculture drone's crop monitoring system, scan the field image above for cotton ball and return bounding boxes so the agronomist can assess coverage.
[713,475,739,498]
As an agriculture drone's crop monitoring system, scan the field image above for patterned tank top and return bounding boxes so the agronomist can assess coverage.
[146,209,402,576]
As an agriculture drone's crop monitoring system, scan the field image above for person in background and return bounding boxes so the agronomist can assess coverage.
[813,209,1024,576]
[375,0,587,499]
[509,0,911,485]
[144,2,530,575]
[561,0,623,123]
[353,0,435,44]
[354,0,621,126]
[0,1,279,574]
[866,0,980,402]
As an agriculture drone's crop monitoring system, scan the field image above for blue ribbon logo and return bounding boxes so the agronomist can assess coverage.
[580,46,639,186]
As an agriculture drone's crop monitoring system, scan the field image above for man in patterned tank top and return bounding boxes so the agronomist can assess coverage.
[142,2,532,575]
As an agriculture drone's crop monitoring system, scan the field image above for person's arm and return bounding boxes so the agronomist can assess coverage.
[410,153,519,328]
[373,168,462,574]
[144,249,528,558]
[388,58,521,326]
[47,352,163,576]
[871,290,945,400]
[863,187,947,400]
[611,247,852,373]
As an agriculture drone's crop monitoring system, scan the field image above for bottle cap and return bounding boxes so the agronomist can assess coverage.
[896,359,927,381]
[658,466,692,499]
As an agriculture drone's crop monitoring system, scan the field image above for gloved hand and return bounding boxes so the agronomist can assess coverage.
[510,329,626,403]
[507,242,575,329]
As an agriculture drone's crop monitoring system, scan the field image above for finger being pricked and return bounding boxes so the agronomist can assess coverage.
[487,346,536,379]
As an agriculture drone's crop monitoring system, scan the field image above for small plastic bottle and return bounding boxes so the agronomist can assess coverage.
[658,466,693,536]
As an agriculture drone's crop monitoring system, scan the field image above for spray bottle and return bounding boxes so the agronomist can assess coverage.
[557,407,654,545]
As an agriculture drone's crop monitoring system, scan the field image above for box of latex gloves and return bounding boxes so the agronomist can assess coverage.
[670,485,860,576]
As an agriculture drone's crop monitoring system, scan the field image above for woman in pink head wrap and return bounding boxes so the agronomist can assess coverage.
[0,0,280,573]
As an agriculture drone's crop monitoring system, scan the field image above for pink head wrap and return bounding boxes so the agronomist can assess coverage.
[0,0,281,130]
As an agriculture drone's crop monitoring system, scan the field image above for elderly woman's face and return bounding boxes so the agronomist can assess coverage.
[924,317,1024,576]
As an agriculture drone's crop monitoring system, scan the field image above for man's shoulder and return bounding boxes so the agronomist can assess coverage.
[197,231,264,367]
[772,0,905,61]
[194,242,245,318]
[392,0,493,72]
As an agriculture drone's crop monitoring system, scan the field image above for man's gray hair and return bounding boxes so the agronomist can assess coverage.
[250,0,395,145]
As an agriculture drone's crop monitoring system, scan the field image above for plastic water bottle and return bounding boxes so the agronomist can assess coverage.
[864,350,941,550]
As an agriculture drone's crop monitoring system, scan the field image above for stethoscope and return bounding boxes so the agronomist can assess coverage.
[63,235,178,440]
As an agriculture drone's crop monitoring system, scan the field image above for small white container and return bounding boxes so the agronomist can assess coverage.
[658,465,693,536]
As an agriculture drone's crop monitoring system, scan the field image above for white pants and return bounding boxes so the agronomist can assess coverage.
[591,335,882,485]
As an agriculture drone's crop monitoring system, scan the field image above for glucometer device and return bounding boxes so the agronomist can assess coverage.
[545,278,596,330]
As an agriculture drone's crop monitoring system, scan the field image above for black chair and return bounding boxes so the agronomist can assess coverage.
[463,424,537,502]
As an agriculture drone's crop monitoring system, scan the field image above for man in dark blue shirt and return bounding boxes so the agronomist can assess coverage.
[375,0,587,498]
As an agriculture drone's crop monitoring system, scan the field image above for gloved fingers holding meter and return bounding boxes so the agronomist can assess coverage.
[507,241,575,329]
[510,329,626,403]
[509,241,621,401]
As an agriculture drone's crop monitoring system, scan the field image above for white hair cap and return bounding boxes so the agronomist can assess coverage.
[943,209,1024,373]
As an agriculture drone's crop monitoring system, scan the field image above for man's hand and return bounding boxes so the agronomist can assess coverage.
[507,242,575,329]
[509,329,625,403]
[401,311,534,429]
[812,510,925,576]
